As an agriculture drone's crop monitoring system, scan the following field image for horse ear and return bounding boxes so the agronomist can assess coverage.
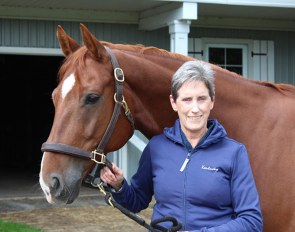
[57,25,80,57]
[80,23,108,61]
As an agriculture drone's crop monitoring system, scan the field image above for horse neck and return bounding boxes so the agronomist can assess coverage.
[118,51,191,138]
[210,66,293,139]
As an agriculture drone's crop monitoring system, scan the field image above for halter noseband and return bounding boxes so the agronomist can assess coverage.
[41,46,135,167]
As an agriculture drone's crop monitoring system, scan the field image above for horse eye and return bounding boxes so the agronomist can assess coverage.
[85,94,100,105]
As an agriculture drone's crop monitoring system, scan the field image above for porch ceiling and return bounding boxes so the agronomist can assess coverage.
[0,0,294,30]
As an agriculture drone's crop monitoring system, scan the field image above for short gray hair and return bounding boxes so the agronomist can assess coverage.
[171,60,215,101]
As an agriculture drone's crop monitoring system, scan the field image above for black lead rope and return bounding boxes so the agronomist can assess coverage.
[97,183,182,232]
[84,155,182,231]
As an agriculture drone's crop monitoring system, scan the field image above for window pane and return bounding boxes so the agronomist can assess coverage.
[209,48,224,65]
[226,48,242,65]
[227,66,243,75]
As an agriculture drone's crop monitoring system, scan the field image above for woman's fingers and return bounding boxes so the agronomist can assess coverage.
[100,163,124,191]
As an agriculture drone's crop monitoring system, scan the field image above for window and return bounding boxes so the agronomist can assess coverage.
[189,38,249,77]
[208,47,243,75]
[206,44,248,76]
[188,38,274,82]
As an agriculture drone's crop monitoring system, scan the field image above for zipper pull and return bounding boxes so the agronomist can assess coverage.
[180,153,191,172]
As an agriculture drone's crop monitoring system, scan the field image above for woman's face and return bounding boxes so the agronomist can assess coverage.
[170,80,214,137]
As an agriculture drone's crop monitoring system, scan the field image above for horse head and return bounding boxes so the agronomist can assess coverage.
[39,24,134,204]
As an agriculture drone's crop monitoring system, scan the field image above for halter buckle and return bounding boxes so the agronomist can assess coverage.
[91,150,106,164]
[114,68,124,82]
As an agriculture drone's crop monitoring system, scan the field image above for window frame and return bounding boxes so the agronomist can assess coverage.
[189,38,255,79]
[205,43,248,76]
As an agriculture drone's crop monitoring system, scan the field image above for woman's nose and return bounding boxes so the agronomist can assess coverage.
[191,100,199,112]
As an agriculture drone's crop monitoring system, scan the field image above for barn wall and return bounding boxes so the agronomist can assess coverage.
[1,19,295,85]
[0,19,170,50]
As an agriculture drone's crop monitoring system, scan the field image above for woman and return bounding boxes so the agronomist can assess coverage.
[100,60,263,231]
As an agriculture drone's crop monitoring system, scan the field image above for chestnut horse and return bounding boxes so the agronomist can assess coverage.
[39,24,295,232]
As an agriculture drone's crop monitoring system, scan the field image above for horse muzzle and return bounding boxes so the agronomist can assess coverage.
[39,172,81,204]
[39,152,84,204]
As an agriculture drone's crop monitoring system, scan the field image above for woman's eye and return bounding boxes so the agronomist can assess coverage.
[198,96,208,101]
[85,94,100,105]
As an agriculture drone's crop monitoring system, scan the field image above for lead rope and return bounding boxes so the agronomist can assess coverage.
[95,181,182,232]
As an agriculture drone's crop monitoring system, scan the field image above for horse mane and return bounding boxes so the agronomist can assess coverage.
[257,81,295,95]
[100,41,193,62]
[58,41,295,97]
[58,41,193,81]
[213,63,295,96]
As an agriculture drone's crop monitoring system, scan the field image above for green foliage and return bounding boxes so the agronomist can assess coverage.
[0,219,43,232]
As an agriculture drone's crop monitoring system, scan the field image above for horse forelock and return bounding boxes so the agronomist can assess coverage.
[58,47,88,82]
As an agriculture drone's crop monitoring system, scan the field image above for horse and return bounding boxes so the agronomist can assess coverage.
[39,24,295,232]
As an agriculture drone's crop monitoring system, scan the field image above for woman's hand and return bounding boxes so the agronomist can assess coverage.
[100,162,124,191]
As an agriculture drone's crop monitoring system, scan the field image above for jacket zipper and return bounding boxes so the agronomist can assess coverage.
[180,152,191,172]
[182,152,191,231]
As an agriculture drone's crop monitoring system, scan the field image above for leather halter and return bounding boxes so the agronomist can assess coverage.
[41,46,183,232]
[41,46,134,167]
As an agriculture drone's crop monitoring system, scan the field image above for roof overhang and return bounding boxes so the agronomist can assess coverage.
[0,0,294,31]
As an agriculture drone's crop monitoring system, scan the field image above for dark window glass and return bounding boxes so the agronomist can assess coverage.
[227,66,243,75]
[208,47,243,75]
[227,48,242,65]
[209,48,224,65]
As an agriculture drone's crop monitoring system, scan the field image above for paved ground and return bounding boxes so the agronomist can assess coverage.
[0,170,152,232]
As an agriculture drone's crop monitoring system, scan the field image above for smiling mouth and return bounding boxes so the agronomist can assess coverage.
[188,115,202,120]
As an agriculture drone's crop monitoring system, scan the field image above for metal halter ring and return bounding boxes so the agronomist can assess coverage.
[114,94,130,115]
[114,93,123,104]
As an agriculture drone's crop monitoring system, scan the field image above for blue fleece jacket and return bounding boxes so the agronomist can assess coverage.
[112,119,263,231]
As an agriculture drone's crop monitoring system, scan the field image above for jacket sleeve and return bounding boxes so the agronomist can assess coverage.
[191,145,263,232]
[110,144,154,213]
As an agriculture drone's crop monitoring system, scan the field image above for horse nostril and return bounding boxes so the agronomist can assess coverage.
[52,177,60,190]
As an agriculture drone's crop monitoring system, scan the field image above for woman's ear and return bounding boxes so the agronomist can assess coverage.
[169,95,177,112]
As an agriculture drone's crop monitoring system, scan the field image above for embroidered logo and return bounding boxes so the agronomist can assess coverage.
[201,165,219,172]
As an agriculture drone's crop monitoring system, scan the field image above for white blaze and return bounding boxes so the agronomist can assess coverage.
[62,73,76,99]
[39,73,75,204]
[39,152,54,204]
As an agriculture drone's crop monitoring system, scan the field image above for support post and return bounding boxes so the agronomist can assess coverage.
[169,20,191,55]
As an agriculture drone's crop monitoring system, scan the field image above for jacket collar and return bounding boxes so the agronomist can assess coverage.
[164,119,227,149]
